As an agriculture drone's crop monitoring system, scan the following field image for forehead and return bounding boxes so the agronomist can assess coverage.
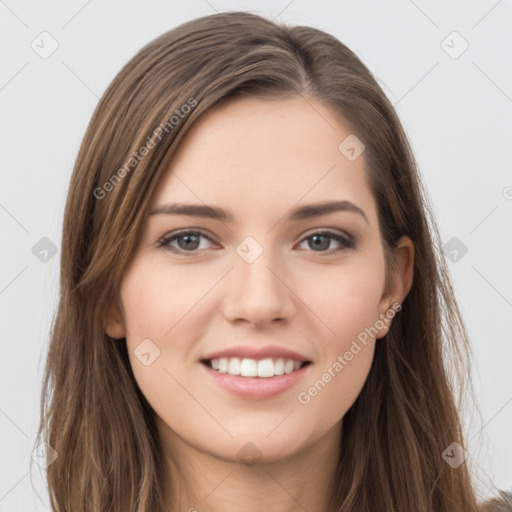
[151,96,377,225]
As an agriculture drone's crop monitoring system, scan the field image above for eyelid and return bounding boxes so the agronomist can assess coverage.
[300,227,351,240]
[156,228,218,250]
[297,228,355,254]
[157,227,355,255]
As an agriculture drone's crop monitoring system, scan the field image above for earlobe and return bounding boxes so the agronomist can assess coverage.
[104,298,126,339]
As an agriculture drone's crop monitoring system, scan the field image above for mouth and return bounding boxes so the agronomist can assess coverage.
[199,356,313,400]
[201,357,312,378]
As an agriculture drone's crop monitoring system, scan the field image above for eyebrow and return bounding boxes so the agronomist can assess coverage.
[149,200,369,225]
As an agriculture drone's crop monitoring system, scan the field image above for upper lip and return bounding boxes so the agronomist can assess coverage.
[201,345,311,362]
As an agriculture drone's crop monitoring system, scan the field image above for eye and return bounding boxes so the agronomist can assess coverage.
[157,229,216,254]
[297,230,355,255]
[157,229,355,256]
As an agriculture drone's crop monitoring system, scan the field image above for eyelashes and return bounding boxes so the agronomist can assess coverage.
[156,228,356,256]
[157,229,216,254]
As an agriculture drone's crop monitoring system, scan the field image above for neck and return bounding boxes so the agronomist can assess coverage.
[158,421,341,512]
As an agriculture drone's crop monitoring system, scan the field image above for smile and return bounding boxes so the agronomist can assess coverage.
[200,358,312,400]
[202,357,310,378]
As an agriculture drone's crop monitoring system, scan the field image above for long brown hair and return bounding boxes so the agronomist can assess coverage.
[34,10,491,511]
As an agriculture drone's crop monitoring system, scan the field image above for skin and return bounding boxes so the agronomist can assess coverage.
[106,96,414,512]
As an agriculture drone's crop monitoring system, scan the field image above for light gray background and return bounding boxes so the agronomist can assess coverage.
[1,1,511,510]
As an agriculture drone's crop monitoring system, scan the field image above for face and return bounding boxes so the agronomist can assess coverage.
[106,96,411,465]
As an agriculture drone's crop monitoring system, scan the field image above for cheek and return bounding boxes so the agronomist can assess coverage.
[296,340,375,434]
[296,270,380,421]
[292,259,383,423]
[302,254,386,345]
[118,260,208,421]
[118,257,224,405]
[120,257,215,345]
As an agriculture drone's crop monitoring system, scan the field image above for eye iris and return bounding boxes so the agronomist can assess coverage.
[310,234,330,251]
[178,234,200,250]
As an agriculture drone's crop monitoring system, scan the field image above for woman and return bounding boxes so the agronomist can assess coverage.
[34,10,508,512]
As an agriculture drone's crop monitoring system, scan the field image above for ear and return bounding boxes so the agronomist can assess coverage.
[376,235,414,339]
[104,295,126,339]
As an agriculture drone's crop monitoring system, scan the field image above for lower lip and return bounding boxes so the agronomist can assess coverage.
[199,362,312,400]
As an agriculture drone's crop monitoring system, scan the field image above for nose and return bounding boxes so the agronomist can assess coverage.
[221,245,294,327]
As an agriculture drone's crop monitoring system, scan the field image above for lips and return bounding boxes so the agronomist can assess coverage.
[200,358,312,399]
[201,344,311,363]
[198,344,313,398]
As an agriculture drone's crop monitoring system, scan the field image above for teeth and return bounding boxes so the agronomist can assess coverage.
[209,357,305,378]
[228,357,241,375]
